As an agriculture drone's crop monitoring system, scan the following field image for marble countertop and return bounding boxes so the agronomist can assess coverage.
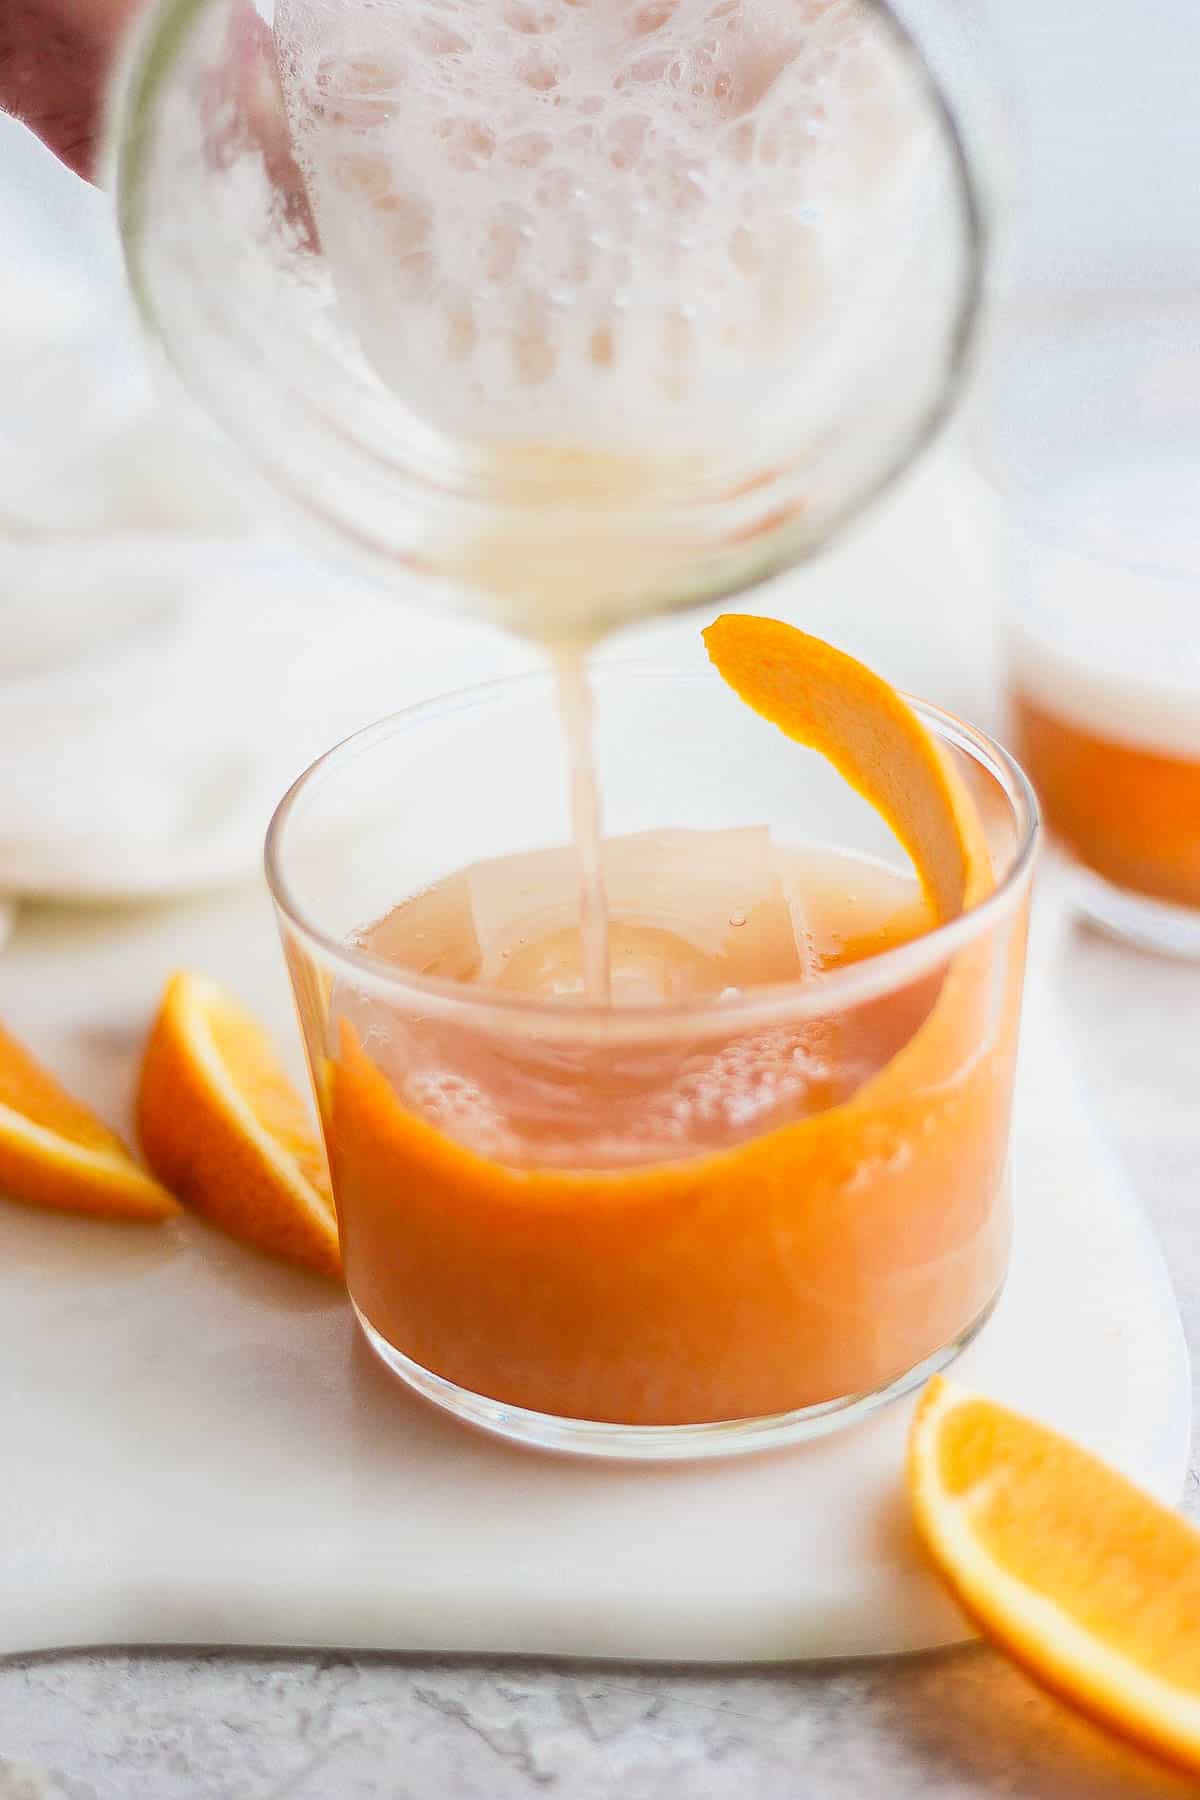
[0,917,1196,1799]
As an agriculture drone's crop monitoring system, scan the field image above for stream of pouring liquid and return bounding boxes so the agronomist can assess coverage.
[551,645,611,1006]
[440,451,689,1010]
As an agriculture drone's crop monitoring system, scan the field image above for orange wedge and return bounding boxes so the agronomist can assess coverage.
[704,615,993,916]
[0,1019,176,1222]
[138,972,340,1280]
[910,1375,1200,1777]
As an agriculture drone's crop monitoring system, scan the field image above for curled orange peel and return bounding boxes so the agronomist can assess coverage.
[703,614,994,919]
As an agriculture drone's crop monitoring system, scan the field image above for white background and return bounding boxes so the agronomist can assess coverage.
[977,0,1200,295]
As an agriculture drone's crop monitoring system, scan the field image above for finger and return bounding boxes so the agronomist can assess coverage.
[1,0,139,179]
[203,0,318,250]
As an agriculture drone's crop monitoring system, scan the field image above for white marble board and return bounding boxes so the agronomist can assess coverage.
[0,867,1189,1664]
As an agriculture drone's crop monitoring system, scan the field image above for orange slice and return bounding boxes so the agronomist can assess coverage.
[910,1375,1200,1777]
[137,972,340,1279]
[0,1019,176,1222]
[703,614,993,916]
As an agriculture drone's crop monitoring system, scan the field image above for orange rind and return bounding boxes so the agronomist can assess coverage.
[0,1019,176,1222]
[910,1376,1200,1778]
[138,971,340,1279]
[703,614,993,916]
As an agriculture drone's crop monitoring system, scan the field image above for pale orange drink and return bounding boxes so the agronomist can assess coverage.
[993,317,1200,955]
[269,623,1037,1455]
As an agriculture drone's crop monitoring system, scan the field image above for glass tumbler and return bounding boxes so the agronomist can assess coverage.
[111,0,993,639]
[989,308,1200,957]
[267,668,1037,1458]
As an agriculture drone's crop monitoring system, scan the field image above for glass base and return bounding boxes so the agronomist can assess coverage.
[1068,863,1200,961]
[353,1295,1000,1462]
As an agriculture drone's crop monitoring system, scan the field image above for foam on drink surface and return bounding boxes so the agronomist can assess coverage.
[348,828,932,1168]
[276,0,941,454]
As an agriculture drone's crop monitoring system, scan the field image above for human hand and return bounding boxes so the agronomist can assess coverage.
[1,0,310,235]
[0,0,140,178]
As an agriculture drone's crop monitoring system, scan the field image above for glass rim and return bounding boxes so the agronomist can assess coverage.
[264,665,1039,1040]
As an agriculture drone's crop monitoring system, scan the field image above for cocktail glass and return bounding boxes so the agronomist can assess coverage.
[990,308,1200,957]
[267,668,1037,1458]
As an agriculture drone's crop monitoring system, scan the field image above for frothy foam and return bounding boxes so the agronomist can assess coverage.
[276,0,944,451]
[397,1025,851,1165]
[1009,444,1200,758]
[346,831,927,1168]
